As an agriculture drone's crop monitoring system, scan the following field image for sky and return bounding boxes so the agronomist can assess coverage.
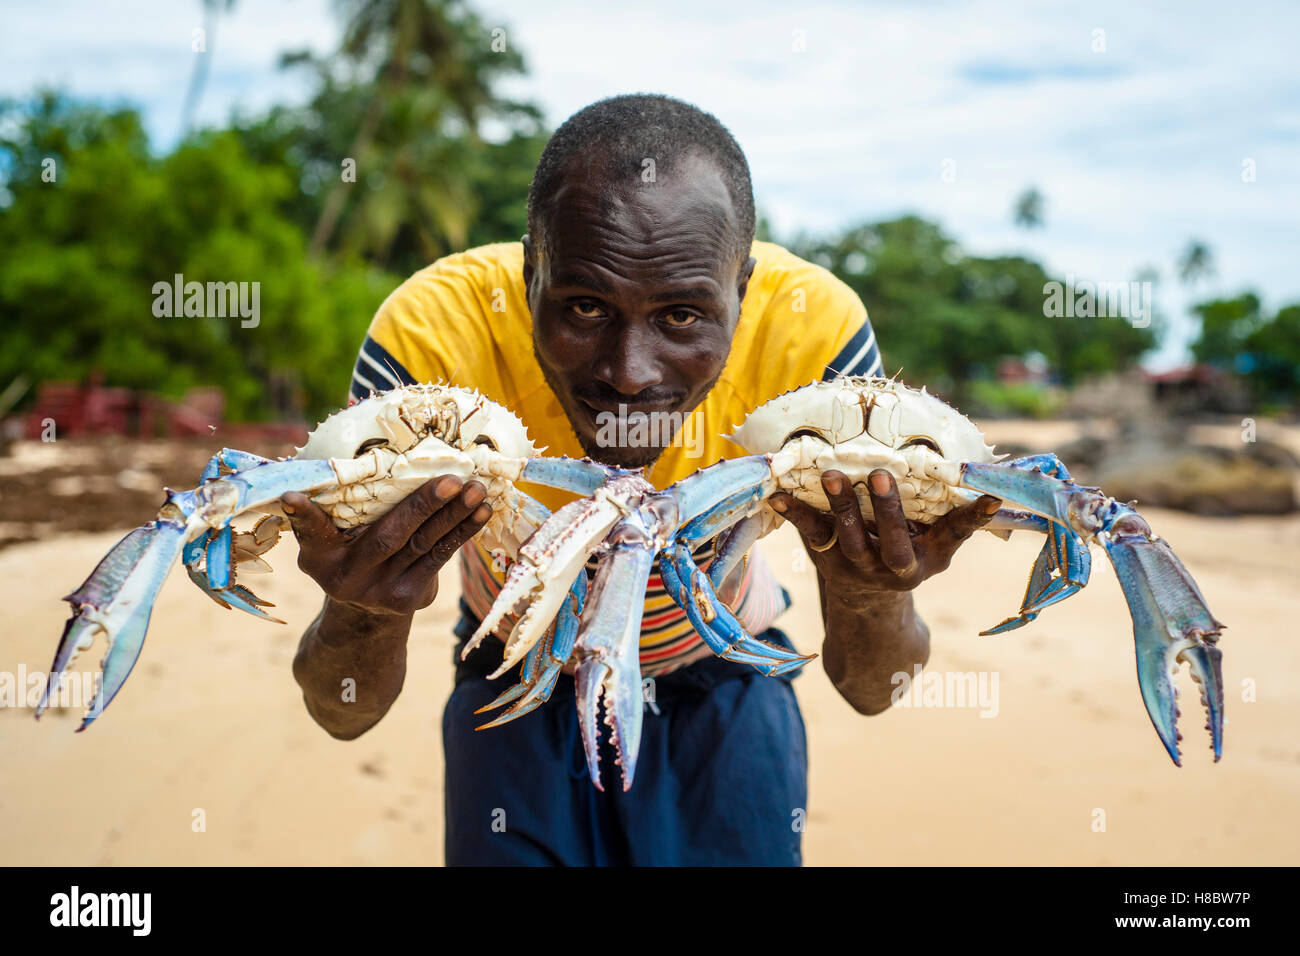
[5,0,1298,370]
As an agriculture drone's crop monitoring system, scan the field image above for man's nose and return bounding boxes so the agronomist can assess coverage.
[594,324,663,396]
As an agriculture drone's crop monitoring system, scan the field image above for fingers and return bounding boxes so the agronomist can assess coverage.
[355,475,464,567]
[866,470,917,576]
[770,492,836,550]
[280,492,338,546]
[923,494,1001,566]
[398,503,492,588]
[389,481,489,574]
[821,470,869,558]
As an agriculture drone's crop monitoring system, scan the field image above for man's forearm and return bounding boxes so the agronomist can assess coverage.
[292,598,412,739]
[819,576,930,715]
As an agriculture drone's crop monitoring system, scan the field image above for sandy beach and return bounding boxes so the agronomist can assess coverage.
[2,428,1299,866]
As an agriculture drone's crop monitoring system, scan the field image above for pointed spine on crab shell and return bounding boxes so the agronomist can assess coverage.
[293,383,541,463]
[726,376,1003,487]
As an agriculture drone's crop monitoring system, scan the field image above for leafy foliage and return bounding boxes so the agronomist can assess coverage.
[789,216,1156,401]
[259,0,546,272]
[1191,293,1300,405]
[0,92,399,420]
[12,0,1287,425]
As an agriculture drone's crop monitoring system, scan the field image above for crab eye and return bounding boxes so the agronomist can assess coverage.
[783,428,832,446]
[354,438,389,457]
[473,435,499,451]
[901,437,942,453]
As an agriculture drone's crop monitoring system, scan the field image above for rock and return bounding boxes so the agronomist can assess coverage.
[1056,435,1107,470]
[1093,447,1297,516]
[1248,439,1300,470]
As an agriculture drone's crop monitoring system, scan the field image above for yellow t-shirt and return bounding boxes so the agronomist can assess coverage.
[348,240,882,674]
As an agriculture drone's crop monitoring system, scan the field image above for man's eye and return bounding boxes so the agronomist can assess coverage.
[664,310,698,328]
[570,301,605,319]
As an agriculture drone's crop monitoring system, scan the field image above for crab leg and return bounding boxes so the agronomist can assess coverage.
[659,542,813,676]
[961,456,1224,764]
[199,448,275,480]
[983,507,1054,536]
[182,522,286,623]
[707,512,765,589]
[183,449,280,607]
[520,456,637,494]
[967,457,1094,633]
[669,456,775,532]
[39,458,342,728]
[658,454,778,591]
[979,517,1091,635]
[676,485,767,551]
[475,571,588,727]
[179,457,342,616]
[475,628,557,723]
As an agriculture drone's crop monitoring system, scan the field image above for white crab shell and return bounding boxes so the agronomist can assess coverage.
[729,375,1000,522]
[293,384,542,555]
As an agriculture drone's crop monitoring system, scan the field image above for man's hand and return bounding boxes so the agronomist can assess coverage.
[769,468,1001,715]
[283,475,491,740]
[770,469,1001,595]
[281,475,492,617]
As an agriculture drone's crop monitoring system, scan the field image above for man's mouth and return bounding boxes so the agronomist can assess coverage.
[577,397,681,418]
[569,393,691,466]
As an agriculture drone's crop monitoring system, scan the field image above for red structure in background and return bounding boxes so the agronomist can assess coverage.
[22,377,307,444]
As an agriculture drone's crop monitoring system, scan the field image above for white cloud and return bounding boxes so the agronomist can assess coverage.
[5,0,1297,369]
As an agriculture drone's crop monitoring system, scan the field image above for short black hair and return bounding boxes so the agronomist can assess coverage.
[526,93,756,263]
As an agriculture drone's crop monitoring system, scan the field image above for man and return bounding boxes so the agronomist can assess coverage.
[285,94,1000,865]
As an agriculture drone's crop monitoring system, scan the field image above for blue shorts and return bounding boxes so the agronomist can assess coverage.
[443,601,809,866]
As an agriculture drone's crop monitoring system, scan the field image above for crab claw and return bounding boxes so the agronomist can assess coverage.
[1103,515,1225,765]
[37,514,188,728]
[962,457,1226,765]
[574,545,653,792]
[42,457,340,732]
[573,497,678,792]
[466,474,651,676]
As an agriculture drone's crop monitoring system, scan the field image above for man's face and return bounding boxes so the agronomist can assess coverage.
[524,153,755,469]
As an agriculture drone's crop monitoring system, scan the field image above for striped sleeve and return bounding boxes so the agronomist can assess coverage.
[349,335,418,403]
[822,314,883,380]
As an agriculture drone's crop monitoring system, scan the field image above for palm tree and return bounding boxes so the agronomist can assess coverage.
[1012,187,1044,229]
[1177,240,1215,287]
[180,0,237,133]
[307,0,529,258]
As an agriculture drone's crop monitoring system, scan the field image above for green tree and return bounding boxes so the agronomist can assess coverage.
[291,0,541,266]
[0,93,399,420]
[790,215,1154,401]
[1191,293,1300,405]
[1244,304,1300,401]
[1190,293,1262,365]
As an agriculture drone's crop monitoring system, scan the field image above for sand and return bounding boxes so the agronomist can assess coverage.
[3,498,1298,866]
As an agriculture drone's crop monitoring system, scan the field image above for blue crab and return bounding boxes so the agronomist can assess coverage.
[478,376,1225,790]
[38,384,630,728]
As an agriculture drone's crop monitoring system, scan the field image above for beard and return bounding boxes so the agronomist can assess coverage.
[578,426,667,470]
